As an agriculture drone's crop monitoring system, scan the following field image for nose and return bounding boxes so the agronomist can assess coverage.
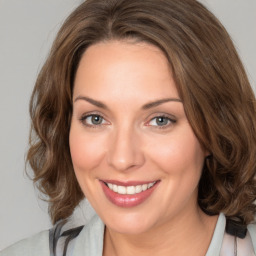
[107,125,145,172]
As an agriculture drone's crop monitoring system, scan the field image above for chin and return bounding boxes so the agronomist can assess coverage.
[103,211,158,234]
[108,222,152,235]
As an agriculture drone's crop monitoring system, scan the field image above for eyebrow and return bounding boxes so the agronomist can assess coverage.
[74,96,182,110]
[74,96,108,109]
[142,98,182,109]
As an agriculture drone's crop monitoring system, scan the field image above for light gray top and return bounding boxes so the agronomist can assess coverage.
[1,213,256,256]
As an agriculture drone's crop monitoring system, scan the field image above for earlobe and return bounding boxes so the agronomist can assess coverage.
[203,147,212,159]
[202,145,211,158]
[205,154,212,160]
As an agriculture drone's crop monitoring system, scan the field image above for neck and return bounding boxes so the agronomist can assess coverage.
[103,207,218,256]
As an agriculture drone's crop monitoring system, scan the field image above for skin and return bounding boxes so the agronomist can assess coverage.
[69,40,218,256]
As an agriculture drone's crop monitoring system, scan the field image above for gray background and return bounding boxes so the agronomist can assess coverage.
[0,0,255,250]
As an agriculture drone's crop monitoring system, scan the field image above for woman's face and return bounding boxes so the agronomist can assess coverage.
[69,41,207,234]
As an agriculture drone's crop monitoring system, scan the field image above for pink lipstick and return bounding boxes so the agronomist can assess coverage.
[100,180,160,207]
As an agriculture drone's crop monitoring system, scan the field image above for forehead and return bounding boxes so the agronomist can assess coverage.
[73,40,179,102]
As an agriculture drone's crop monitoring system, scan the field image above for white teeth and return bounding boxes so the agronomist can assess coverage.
[106,181,156,195]
[148,182,154,189]
[117,186,126,194]
[142,184,148,191]
[135,185,142,193]
[127,186,135,195]
[113,184,118,192]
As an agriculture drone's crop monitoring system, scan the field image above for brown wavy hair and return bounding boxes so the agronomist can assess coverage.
[27,0,256,225]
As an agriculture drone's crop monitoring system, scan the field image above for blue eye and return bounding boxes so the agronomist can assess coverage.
[80,114,107,126]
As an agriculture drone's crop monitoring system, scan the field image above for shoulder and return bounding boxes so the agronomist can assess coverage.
[0,230,50,256]
[48,214,104,256]
[71,215,104,255]
[248,222,256,252]
[207,213,256,255]
[220,218,256,256]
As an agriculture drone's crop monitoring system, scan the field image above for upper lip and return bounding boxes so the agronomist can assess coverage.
[100,179,159,186]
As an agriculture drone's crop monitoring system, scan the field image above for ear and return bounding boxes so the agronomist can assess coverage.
[203,148,211,159]
[205,154,212,160]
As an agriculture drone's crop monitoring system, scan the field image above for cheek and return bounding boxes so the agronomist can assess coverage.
[145,128,205,214]
[146,128,205,176]
[69,124,106,172]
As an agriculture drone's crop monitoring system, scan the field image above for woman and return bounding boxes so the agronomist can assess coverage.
[1,0,256,255]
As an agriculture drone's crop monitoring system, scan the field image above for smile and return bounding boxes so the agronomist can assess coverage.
[100,180,160,207]
[106,182,156,195]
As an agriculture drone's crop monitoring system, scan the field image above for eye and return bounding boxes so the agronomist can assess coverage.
[80,114,108,127]
[147,115,176,127]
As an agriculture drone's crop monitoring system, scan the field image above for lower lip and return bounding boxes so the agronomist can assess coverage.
[100,181,159,208]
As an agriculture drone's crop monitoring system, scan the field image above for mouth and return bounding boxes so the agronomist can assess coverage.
[100,180,160,207]
[104,181,157,195]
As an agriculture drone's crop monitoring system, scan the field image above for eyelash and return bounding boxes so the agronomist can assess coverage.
[79,113,107,128]
[79,113,176,129]
[146,115,176,129]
